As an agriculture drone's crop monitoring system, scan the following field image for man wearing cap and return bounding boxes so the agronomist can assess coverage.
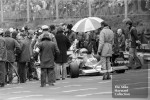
[125,19,142,69]
[35,32,59,87]
[38,25,57,44]
[0,29,7,87]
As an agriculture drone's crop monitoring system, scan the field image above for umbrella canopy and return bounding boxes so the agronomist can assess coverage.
[72,17,104,32]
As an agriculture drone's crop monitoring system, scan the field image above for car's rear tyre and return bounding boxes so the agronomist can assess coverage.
[70,61,79,78]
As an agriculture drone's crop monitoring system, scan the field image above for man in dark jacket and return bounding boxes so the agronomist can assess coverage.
[65,24,76,44]
[17,35,32,83]
[4,30,21,84]
[55,27,71,80]
[0,30,7,87]
[35,33,59,87]
[125,20,142,69]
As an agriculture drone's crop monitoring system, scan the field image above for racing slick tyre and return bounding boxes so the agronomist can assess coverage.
[70,61,79,78]
[115,70,125,73]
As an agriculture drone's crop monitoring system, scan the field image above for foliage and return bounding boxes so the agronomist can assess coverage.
[0,0,150,30]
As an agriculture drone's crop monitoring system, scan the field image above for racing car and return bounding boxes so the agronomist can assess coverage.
[67,48,128,78]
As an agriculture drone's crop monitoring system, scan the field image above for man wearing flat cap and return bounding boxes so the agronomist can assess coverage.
[38,25,57,44]
[35,32,60,87]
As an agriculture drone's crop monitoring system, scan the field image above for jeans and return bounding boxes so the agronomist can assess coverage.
[55,63,67,79]
[128,48,142,69]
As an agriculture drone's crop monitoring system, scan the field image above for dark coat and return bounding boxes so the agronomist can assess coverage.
[18,38,32,62]
[5,37,21,62]
[118,34,125,51]
[65,30,76,44]
[129,27,139,48]
[0,37,7,61]
[55,33,71,63]
[38,40,59,68]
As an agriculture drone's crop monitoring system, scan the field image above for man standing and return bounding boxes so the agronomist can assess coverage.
[35,33,59,87]
[0,30,7,87]
[55,27,71,80]
[125,19,142,69]
[17,32,32,83]
[94,21,114,80]
[65,24,76,44]
[117,29,125,52]
[4,30,21,84]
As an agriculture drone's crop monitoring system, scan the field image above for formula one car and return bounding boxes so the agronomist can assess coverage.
[67,48,128,78]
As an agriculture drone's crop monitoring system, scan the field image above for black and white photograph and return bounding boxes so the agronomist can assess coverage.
[0,0,150,100]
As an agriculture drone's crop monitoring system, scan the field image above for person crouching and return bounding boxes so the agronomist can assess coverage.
[34,33,59,87]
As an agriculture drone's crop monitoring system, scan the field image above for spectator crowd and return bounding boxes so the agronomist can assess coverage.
[0,19,143,87]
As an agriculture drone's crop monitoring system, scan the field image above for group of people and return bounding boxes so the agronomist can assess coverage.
[0,23,75,87]
[0,19,142,87]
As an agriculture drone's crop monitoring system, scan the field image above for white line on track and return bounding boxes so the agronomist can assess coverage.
[113,79,130,81]
[12,91,31,94]
[0,91,31,96]
[98,81,111,83]
[126,81,150,85]
[76,86,150,97]
[86,79,95,80]
[64,85,81,87]
[49,87,61,89]
[56,81,70,84]
[62,88,97,93]
[48,85,81,90]
[75,86,150,97]
[132,87,150,90]
[0,87,23,91]
[8,95,43,100]
[76,91,112,97]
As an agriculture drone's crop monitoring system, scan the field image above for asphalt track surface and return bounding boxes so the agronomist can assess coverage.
[0,69,150,100]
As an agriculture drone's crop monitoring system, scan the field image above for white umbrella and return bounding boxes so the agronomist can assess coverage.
[72,17,104,32]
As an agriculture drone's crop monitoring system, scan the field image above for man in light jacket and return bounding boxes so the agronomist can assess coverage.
[94,21,114,80]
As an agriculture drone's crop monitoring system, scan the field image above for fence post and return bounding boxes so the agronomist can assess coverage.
[55,0,59,19]
[27,0,30,22]
[124,0,128,19]
[0,0,4,23]
[88,0,92,17]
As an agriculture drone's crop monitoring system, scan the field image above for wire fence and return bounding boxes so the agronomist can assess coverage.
[0,0,150,22]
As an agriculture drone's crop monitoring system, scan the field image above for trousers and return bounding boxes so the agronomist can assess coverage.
[0,61,6,84]
[128,48,142,69]
[41,68,55,86]
[18,62,27,83]
[55,63,67,79]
